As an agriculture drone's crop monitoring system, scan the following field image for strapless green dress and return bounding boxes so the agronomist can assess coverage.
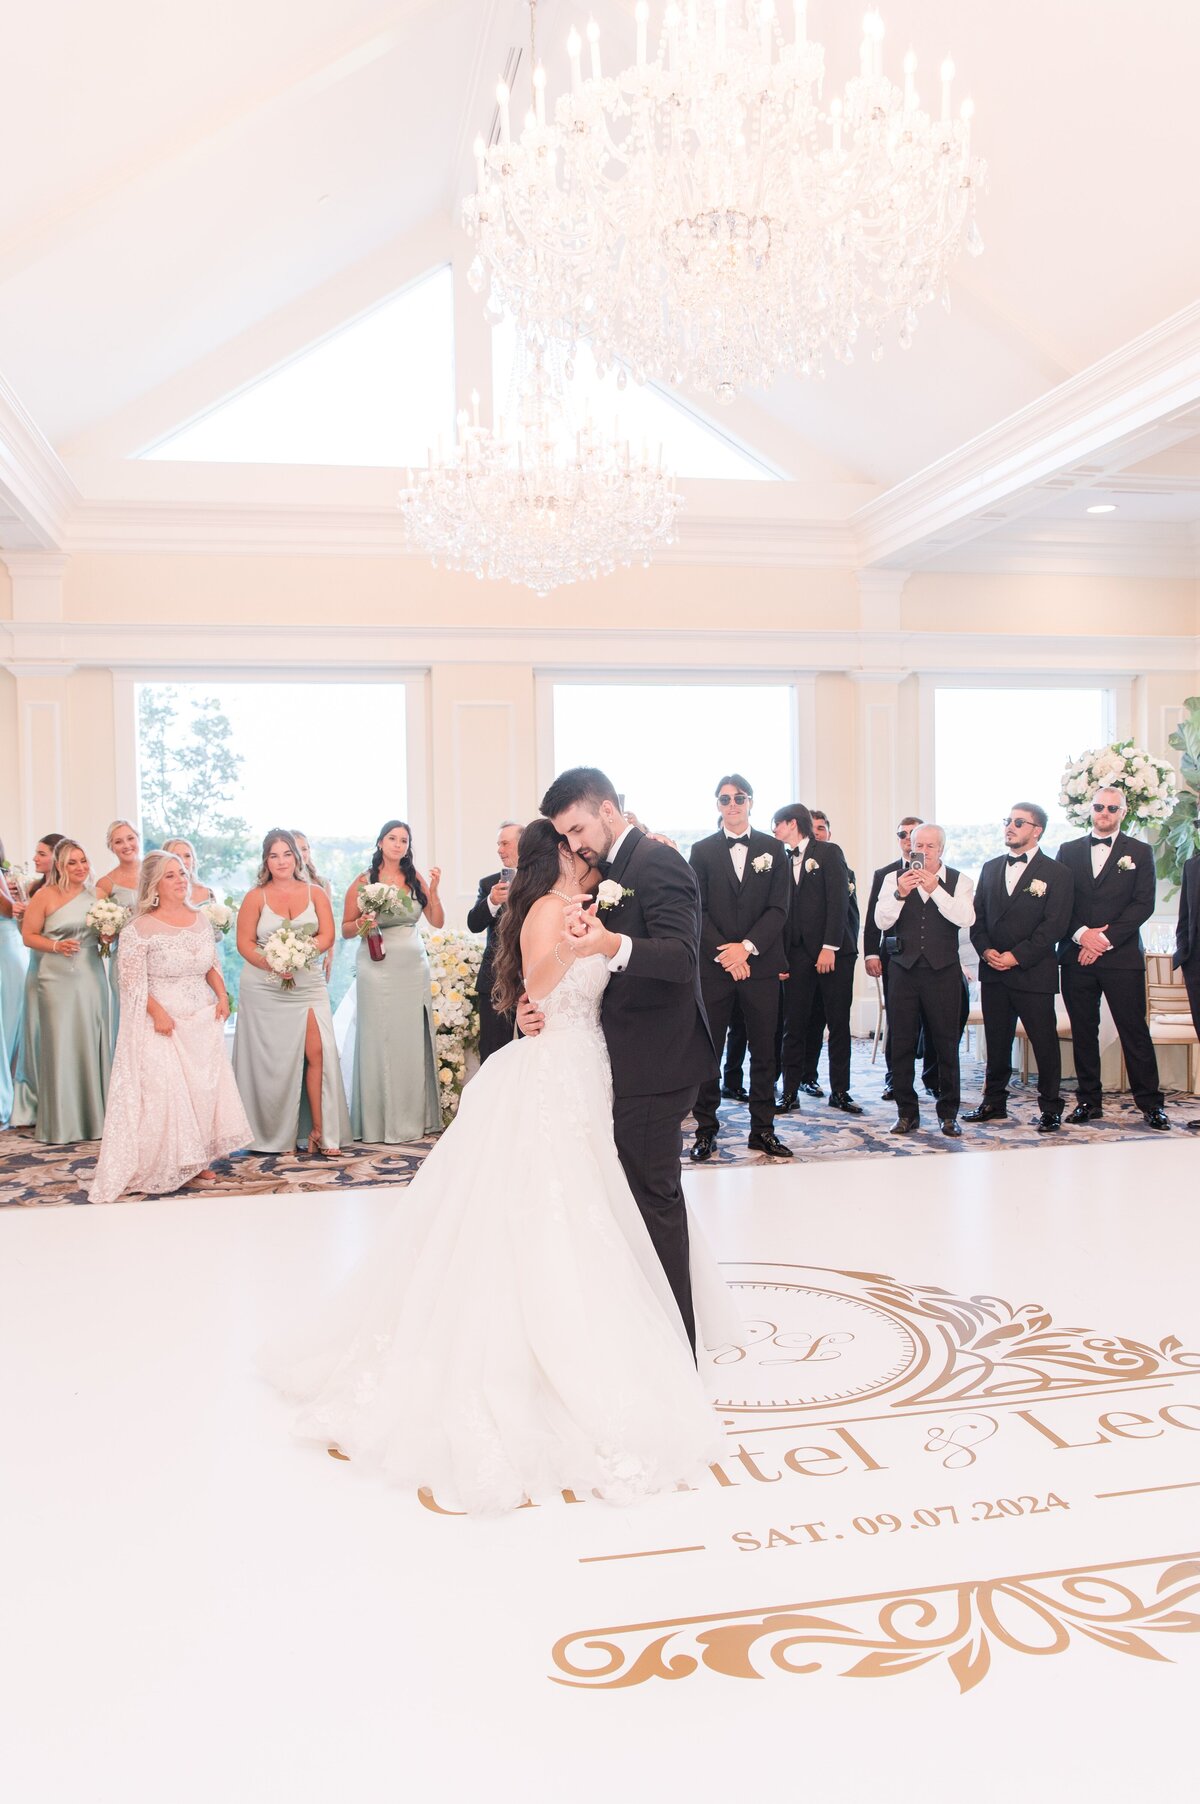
[33,893,113,1143]
[350,892,440,1144]
[232,894,352,1153]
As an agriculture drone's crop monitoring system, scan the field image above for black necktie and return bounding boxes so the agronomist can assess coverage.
[727,835,750,848]
[1006,853,1028,866]
[1091,836,1113,848]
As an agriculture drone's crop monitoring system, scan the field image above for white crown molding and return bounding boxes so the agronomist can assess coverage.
[0,375,80,551]
[921,520,1200,579]
[855,300,1200,567]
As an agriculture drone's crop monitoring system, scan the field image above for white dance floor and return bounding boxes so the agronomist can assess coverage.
[5,1140,1199,1803]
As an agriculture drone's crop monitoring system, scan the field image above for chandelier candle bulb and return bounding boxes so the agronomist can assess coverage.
[636,0,649,69]
[940,57,954,123]
[568,27,582,92]
[586,18,601,82]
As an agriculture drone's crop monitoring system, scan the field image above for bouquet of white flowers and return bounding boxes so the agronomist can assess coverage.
[202,898,235,937]
[86,895,132,957]
[424,928,486,1125]
[261,922,321,991]
[355,881,406,937]
[1059,741,1177,833]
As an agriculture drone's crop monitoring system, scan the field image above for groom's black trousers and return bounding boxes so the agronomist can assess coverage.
[613,1086,697,1354]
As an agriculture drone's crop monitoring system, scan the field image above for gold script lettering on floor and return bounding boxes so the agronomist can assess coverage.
[3,1139,1199,1803]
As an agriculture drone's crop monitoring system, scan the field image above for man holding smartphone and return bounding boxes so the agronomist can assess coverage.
[466,819,524,1062]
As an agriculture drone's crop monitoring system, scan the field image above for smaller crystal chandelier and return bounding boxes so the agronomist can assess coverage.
[397,360,682,595]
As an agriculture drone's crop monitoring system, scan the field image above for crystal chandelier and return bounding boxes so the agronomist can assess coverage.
[465,2,986,401]
[397,359,682,595]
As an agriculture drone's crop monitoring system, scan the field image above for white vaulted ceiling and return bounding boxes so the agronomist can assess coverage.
[0,0,1198,572]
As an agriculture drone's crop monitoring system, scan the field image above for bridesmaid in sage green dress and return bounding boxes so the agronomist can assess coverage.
[20,839,112,1143]
[233,828,351,1156]
[9,833,63,1129]
[0,847,29,1125]
[95,819,143,1046]
[342,818,443,1144]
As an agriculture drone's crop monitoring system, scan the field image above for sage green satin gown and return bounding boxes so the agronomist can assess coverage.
[0,913,28,1124]
[104,883,137,1048]
[9,951,41,1128]
[232,893,352,1153]
[350,892,440,1144]
[33,893,113,1143]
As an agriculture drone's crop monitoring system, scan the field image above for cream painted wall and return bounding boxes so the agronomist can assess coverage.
[903,572,1197,639]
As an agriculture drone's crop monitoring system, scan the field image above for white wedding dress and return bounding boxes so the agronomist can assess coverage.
[263,955,739,1511]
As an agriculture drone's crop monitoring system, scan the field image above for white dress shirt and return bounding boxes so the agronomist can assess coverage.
[873,865,976,933]
[724,829,758,958]
[1004,852,1030,895]
[788,836,839,952]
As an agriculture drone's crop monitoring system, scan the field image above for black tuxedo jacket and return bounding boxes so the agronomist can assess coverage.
[466,872,504,981]
[863,859,903,960]
[1057,831,1156,971]
[1176,853,1200,969]
[784,839,850,960]
[844,863,860,958]
[689,828,790,980]
[971,847,1073,993]
[601,828,715,1096]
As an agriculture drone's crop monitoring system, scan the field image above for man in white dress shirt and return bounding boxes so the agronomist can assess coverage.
[873,824,975,1137]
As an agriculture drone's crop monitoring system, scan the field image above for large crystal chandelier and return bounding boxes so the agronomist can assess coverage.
[398,360,681,595]
[465,2,986,401]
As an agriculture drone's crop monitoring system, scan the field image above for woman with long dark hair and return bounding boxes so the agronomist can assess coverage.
[265,816,737,1513]
[21,839,112,1143]
[8,832,63,1128]
[340,819,443,1143]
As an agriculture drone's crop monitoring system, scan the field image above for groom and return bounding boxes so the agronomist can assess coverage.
[520,766,716,1350]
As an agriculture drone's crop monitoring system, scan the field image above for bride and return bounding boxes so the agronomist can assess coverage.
[264,819,738,1512]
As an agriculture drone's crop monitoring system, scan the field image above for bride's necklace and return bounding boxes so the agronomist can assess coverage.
[550,889,574,902]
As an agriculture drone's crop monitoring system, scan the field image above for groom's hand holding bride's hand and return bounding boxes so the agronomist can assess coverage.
[564,898,620,960]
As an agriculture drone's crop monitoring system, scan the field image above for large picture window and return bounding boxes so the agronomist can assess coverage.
[550,682,795,854]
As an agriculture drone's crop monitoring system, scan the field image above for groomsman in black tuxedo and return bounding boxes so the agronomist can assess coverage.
[874,824,975,1135]
[965,801,1074,1132]
[793,808,860,1097]
[773,804,862,1115]
[689,774,793,1160]
[864,816,934,1101]
[1056,786,1167,1129]
[1174,852,1200,1130]
[466,820,524,1062]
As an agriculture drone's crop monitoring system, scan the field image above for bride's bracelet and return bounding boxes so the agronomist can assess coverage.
[553,941,572,969]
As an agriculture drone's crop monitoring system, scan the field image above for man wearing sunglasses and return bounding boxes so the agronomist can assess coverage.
[689,775,793,1160]
[966,802,1074,1131]
[1056,786,1167,1129]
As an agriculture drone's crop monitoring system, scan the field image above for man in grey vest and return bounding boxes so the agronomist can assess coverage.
[873,823,975,1137]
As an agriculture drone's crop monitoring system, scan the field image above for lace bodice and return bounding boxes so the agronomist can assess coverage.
[121,916,216,1016]
[540,953,608,1034]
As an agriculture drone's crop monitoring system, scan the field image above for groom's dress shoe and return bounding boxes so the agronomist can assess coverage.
[940,1119,962,1138]
[828,1093,863,1115]
[963,1104,1007,1123]
[747,1131,793,1159]
[890,1115,919,1136]
[798,1080,823,1098]
[689,1131,717,1163]
[775,1089,800,1112]
[720,1081,749,1101]
[1142,1108,1170,1131]
[1066,1102,1103,1124]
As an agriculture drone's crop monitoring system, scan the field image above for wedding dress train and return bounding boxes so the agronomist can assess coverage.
[264,955,739,1511]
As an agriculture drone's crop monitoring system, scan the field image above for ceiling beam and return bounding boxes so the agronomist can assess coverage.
[0,373,79,550]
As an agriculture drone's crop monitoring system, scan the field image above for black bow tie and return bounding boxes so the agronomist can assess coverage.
[1006,853,1028,866]
[1091,836,1113,848]
[788,846,802,859]
[727,835,750,848]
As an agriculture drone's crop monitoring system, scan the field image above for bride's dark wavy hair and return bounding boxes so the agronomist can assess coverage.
[491,819,569,1016]
[368,819,427,909]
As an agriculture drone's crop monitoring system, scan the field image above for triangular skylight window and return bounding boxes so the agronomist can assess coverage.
[142,266,456,467]
[492,316,778,482]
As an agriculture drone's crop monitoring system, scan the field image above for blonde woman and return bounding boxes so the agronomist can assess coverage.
[162,838,215,906]
[89,852,249,1203]
[96,819,143,1043]
[20,839,112,1143]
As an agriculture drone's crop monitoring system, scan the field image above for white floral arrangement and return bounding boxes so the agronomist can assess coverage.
[356,880,407,937]
[261,922,321,990]
[1028,879,1047,898]
[804,858,819,874]
[1117,855,1136,872]
[751,852,773,873]
[425,928,486,1126]
[202,898,235,937]
[86,896,131,958]
[596,880,633,909]
[1059,741,1177,832]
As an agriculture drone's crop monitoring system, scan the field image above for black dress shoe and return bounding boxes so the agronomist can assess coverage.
[1186,1120,1200,1133]
[828,1093,864,1115]
[798,1080,824,1099]
[776,1090,800,1111]
[689,1131,717,1163]
[941,1119,962,1138]
[1036,1110,1062,1134]
[922,1081,939,1097]
[747,1130,793,1159]
[1142,1108,1171,1132]
[880,1082,895,1103]
[1066,1101,1104,1124]
[890,1115,919,1135]
[720,1082,749,1101]
[963,1104,1008,1123]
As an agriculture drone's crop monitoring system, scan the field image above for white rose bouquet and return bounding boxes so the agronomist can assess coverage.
[86,896,132,958]
[261,922,321,991]
[1059,740,1177,833]
[202,898,235,937]
[424,928,486,1126]
[355,881,407,935]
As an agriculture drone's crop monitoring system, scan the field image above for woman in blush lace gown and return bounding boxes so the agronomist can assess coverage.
[89,852,250,1204]
[264,819,739,1514]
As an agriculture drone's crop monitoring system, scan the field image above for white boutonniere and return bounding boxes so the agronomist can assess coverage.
[1117,855,1135,872]
[596,879,633,909]
[847,881,856,895]
[1027,879,1047,898]
[751,852,773,874]
[804,858,819,874]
